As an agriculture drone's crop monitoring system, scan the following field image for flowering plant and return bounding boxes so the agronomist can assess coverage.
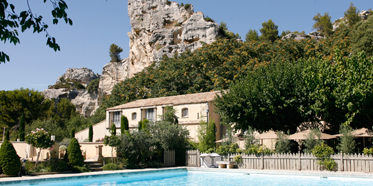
[26,128,54,166]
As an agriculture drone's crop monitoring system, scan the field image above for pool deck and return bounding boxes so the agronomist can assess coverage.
[1,167,373,184]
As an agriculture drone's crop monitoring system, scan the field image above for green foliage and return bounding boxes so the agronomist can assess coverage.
[204,16,214,22]
[313,12,333,36]
[150,119,189,151]
[120,115,128,134]
[363,148,373,155]
[19,113,25,141]
[219,22,238,40]
[233,154,242,163]
[337,125,355,153]
[244,127,258,149]
[103,135,121,147]
[102,163,122,170]
[198,120,216,153]
[216,143,240,155]
[159,106,178,125]
[245,29,259,42]
[166,0,171,6]
[0,88,49,128]
[87,78,100,94]
[50,78,85,90]
[303,130,322,153]
[71,128,75,138]
[71,165,90,173]
[344,3,361,27]
[109,43,123,62]
[5,129,9,141]
[111,123,116,136]
[275,131,291,153]
[0,140,21,175]
[26,119,66,142]
[312,142,336,171]
[67,138,84,166]
[259,19,279,42]
[184,4,191,10]
[350,16,373,57]
[25,128,54,149]
[88,124,93,142]
[138,119,149,131]
[0,0,72,63]
[244,144,273,155]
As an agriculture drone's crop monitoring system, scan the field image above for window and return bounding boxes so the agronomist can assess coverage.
[113,111,121,127]
[145,108,154,121]
[182,108,188,118]
[132,112,137,120]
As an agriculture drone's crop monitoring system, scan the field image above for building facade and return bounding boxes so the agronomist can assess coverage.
[103,91,224,142]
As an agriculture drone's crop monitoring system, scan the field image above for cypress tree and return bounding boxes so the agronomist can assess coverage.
[120,116,128,134]
[111,124,116,136]
[67,138,84,166]
[5,130,9,141]
[19,113,25,141]
[71,128,75,138]
[0,140,21,175]
[88,125,93,142]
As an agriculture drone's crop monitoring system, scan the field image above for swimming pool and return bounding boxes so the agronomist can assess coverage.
[2,169,373,186]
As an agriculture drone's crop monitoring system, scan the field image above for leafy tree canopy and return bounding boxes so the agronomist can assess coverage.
[109,43,123,62]
[350,15,373,57]
[245,29,259,42]
[313,12,333,36]
[344,3,361,27]
[259,19,279,42]
[0,0,72,63]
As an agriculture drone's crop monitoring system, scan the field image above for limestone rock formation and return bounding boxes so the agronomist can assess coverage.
[99,59,129,95]
[56,67,99,86]
[127,0,220,77]
[281,33,309,41]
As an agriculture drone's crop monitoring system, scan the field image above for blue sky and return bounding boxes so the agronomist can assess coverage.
[1,0,372,91]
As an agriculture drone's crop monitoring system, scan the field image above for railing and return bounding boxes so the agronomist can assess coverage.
[185,150,373,172]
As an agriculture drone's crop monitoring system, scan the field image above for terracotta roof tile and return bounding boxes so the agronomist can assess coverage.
[107,91,221,111]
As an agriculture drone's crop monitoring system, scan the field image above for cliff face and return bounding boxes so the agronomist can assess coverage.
[127,0,219,77]
[45,0,220,117]
[98,0,220,95]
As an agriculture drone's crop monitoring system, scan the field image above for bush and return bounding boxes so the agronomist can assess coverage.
[67,138,84,166]
[363,148,373,155]
[204,16,214,22]
[244,145,273,155]
[312,142,336,171]
[103,163,122,170]
[71,165,90,173]
[216,143,240,155]
[184,4,191,10]
[144,161,163,168]
[0,140,21,175]
[87,78,100,94]
[48,159,69,172]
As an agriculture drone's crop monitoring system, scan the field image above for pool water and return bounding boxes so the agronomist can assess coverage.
[5,170,373,186]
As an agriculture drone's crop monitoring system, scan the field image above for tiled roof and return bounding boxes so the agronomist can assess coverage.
[107,91,221,111]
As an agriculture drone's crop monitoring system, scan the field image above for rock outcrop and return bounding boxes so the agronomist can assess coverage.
[127,0,220,77]
[45,0,221,117]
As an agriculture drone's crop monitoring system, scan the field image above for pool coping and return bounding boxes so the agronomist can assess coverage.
[1,167,373,185]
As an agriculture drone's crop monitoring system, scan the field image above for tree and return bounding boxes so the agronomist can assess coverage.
[350,16,373,57]
[159,106,178,125]
[26,118,66,142]
[198,120,216,153]
[25,128,54,166]
[104,123,121,162]
[87,78,100,94]
[109,43,123,62]
[303,129,322,153]
[344,3,360,27]
[312,12,333,36]
[138,119,149,131]
[19,113,25,141]
[275,131,291,153]
[337,125,355,154]
[120,115,128,134]
[67,138,84,166]
[245,29,259,42]
[88,124,93,142]
[218,22,239,40]
[0,140,21,175]
[259,19,279,42]
[0,0,73,63]
[70,128,75,138]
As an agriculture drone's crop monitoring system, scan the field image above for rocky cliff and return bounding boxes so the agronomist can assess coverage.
[44,0,220,117]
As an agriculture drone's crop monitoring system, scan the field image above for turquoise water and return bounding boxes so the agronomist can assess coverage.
[4,170,373,186]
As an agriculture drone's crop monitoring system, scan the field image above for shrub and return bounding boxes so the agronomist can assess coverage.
[184,4,191,10]
[204,16,214,22]
[244,145,273,155]
[0,140,21,175]
[166,0,171,6]
[120,115,129,134]
[67,138,84,166]
[363,148,373,155]
[48,159,69,172]
[144,161,163,168]
[233,154,242,163]
[216,143,240,155]
[103,163,122,170]
[87,78,100,94]
[312,142,336,171]
[71,165,90,173]
[337,125,355,153]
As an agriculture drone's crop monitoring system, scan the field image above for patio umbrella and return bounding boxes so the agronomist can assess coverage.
[288,129,336,140]
[255,130,281,139]
[335,128,373,147]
